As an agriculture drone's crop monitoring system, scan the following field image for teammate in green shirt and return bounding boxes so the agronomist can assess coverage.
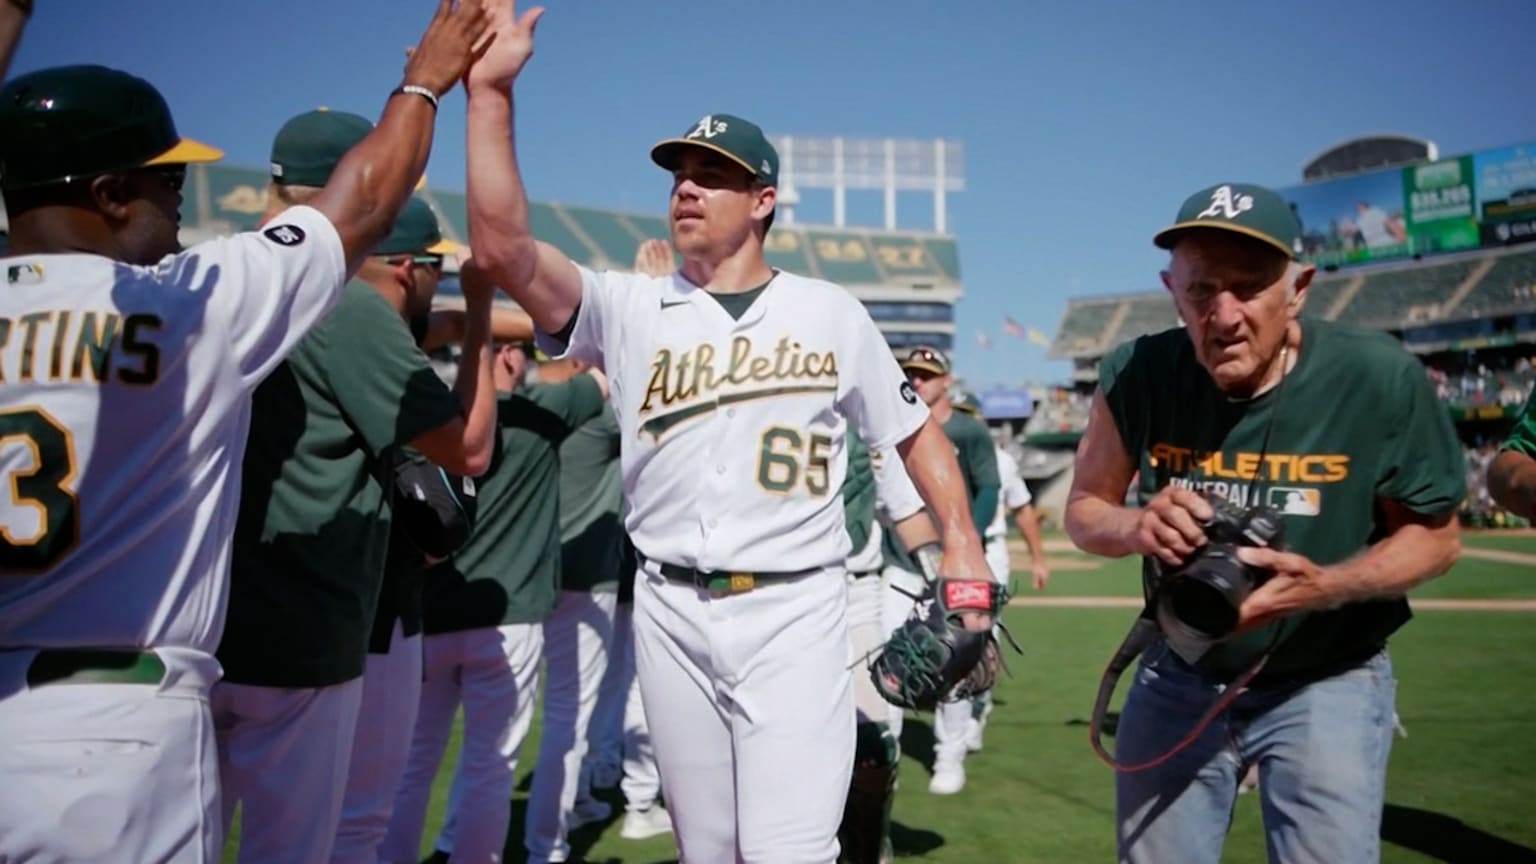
[898,345,1000,796]
[1488,389,1536,521]
[385,340,607,864]
[213,109,500,864]
[1064,182,1464,864]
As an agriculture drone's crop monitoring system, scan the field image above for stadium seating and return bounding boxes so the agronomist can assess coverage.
[562,205,643,267]
[806,231,885,284]
[1051,300,1120,356]
[1114,294,1180,342]
[1303,273,1349,318]
[1455,249,1536,319]
[1333,259,1476,328]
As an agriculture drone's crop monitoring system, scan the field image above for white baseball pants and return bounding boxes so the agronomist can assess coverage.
[846,570,889,724]
[213,676,365,864]
[382,622,543,864]
[934,538,1011,769]
[331,623,423,864]
[0,647,222,864]
[615,605,663,812]
[525,590,617,864]
[582,601,631,787]
[634,563,855,864]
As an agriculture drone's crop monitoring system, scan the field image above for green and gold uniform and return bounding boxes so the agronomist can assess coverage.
[1100,318,1465,682]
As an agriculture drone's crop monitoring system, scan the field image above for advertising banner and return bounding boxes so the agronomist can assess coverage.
[1474,143,1536,247]
[1403,155,1479,256]
[1281,167,1410,268]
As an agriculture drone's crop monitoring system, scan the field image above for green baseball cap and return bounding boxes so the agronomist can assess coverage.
[650,113,779,188]
[270,108,374,187]
[1153,182,1302,260]
[899,345,951,377]
[376,196,459,257]
[951,389,981,416]
[0,64,222,190]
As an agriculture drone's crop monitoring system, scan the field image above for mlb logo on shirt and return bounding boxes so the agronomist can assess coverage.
[7,262,44,285]
[1268,487,1321,517]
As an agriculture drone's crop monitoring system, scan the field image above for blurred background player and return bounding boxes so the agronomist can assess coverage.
[0,3,482,854]
[898,346,1000,796]
[952,390,1048,753]
[385,339,607,863]
[214,102,498,864]
[330,197,477,864]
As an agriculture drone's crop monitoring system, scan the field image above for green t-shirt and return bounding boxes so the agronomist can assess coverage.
[219,280,461,687]
[942,409,1000,531]
[842,430,877,553]
[1099,318,1465,681]
[423,375,606,632]
[1501,389,1536,456]
[559,403,624,593]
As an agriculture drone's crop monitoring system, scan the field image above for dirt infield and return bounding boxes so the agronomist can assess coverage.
[1458,546,1536,567]
[1006,596,1536,611]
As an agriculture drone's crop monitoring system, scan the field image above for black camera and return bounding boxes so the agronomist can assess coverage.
[1154,493,1285,643]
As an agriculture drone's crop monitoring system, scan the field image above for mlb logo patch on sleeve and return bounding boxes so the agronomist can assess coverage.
[262,224,306,247]
[7,263,45,285]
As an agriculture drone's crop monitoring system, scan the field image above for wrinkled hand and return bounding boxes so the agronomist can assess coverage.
[1030,559,1050,591]
[1126,485,1212,566]
[402,0,492,97]
[939,544,995,630]
[1233,547,1339,630]
[465,0,545,92]
[633,238,675,277]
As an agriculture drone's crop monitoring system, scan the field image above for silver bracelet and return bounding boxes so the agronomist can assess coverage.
[393,84,440,111]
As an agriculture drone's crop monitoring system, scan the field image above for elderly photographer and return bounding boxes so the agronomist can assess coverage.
[1065,182,1463,864]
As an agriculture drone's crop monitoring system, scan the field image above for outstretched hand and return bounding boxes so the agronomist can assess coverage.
[465,0,545,93]
[402,0,492,97]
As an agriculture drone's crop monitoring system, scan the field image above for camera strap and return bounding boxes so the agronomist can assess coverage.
[1087,335,1296,772]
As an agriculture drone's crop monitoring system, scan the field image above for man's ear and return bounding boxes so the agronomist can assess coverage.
[89,174,133,222]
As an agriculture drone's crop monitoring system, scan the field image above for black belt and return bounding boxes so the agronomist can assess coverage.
[26,648,166,687]
[656,561,806,595]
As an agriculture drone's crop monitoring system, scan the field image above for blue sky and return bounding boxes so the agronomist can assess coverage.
[14,0,1536,388]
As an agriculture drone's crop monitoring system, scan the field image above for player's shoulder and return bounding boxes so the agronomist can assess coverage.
[769,269,864,307]
[1098,327,1190,392]
[1304,317,1412,368]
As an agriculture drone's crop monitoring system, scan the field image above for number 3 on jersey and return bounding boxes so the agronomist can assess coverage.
[1,407,79,570]
[757,426,832,496]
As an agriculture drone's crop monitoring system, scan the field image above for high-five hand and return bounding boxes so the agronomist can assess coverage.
[403,0,492,97]
[466,0,546,92]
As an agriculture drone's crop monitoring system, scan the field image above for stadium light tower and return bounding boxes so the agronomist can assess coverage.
[770,135,964,233]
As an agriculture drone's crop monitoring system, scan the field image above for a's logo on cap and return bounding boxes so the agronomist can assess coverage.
[263,224,306,247]
[1196,185,1254,220]
[688,115,728,140]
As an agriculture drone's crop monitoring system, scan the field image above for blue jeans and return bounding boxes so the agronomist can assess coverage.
[1115,640,1397,864]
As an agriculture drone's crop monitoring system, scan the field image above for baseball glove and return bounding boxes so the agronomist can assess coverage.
[871,577,1010,711]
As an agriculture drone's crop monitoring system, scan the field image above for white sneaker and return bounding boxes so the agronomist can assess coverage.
[569,796,611,830]
[928,762,965,795]
[620,804,674,840]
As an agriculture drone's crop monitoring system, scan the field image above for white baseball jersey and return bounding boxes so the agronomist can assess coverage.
[539,265,930,573]
[985,446,1031,540]
[0,206,346,651]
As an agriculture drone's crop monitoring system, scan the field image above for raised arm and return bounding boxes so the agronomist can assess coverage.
[0,0,29,82]
[462,2,582,333]
[310,0,488,273]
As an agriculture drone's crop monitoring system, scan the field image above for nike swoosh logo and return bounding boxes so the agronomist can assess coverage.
[660,299,688,309]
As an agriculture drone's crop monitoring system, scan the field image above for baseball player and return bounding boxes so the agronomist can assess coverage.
[951,392,1048,752]
[0,14,481,858]
[330,196,473,864]
[841,432,941,864]
[384,342,607,863]
[460,8,997,860]
[899,348,1000,796]
[214,103,501,861]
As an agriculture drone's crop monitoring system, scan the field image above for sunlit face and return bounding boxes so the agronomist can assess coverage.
[904,368,949,407]
[1161,231,1309,397]
[667,148,773,260]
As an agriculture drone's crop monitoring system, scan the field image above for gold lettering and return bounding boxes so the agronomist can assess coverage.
[694,343,718,394]
[641,350,673,412]
[48,310,70,380]
[0,317,11,382]
[72,312,119,383]
[1234,451,1259,480]
[18,310,49,381]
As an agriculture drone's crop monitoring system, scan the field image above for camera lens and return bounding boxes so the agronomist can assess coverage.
[1167,577,1239,639]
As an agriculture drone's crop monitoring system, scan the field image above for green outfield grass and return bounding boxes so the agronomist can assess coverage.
[224,550,1536,863]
